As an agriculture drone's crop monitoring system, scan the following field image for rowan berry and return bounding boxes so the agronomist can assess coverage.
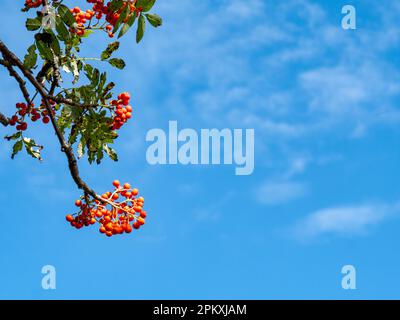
[112,180,120,188]
[25,0,42,9]
[67,180,148,237]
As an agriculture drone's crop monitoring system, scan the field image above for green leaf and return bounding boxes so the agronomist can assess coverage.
[77,140,84,159]
[108,58,126,69]
[113,5,129,33]
[5,132,22,141]
[23,45,37,69]
[136,14,146,43]
[136,0,157,12]
[81,29,94,38]
[145,13,162,28]
[96,150,104,164]
[48,31,61,56]
[22,137,42,161]
[101,41,120,60]
[102,82,115,98]
[104,145,118,162]
[55,16,70,41]
[98,72,107,91]
[58,4,76,28]
[26,17,42,31]
[35,39,53,61]
[63,60,80,83]
[91,68,100,87]
[118,13,137,38]
[84,63,94,80]
[11,140,23,159]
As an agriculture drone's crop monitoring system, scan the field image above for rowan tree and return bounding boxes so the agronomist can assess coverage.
[0,0,162,237]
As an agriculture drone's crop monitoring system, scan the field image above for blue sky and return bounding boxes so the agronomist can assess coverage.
[0,0,400,299]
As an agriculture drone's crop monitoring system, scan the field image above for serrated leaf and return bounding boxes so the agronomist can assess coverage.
[5,131,22,141]
[23,137,42,161]
[84,63,94,80]
[63,60,80,83]
[118,13,137,38]
[48,31,61,56]
[11,140,23,159]
[35,39,53,61]
[102,82,115,98]
[91,69,100,87]
[96,149,104,164]
[136,14,146,43]
[26,17,42,31]
[104,144,118,162]
[58,4,76,28]
[23,44,37,69]
[101,41,120,60]
[136,0,157,12]
[113,5,129,33]
[145,14,162,28]
[55,16,70,41]
[108,58,126,69]
[77,140,84,159]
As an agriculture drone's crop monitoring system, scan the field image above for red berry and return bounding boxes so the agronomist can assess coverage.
[125,224,133,233]
[112,180,120,188]
[133,221,141,230]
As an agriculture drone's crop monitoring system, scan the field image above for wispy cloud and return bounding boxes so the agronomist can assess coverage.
[127,0,400,178]
[292,202,400,240]
[256,180,308,205]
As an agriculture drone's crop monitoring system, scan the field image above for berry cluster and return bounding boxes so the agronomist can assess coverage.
[71,0,143,38]
[70,7,96,37]
[110,92,132,130]
[9,100,55,131]
[66,180,147,237]
[24,0,43,9]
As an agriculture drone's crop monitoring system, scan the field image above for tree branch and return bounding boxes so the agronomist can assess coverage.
[49,95,99,109]
[0,111,9,126]
[1,57,98,109]
[0,59,31,104]
[0,39,102,202]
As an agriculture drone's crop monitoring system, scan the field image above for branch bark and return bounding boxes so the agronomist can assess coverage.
[0,39,102,202]
[49,95,99,109]
[0,59,31,104]
[0,111,9,126]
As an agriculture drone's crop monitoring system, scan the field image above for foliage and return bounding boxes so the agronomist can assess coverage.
[0,0,163,236]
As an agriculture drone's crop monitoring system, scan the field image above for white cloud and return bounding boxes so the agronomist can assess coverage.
[256,181,308,205]
[283,156,310,179]
[293,202,400,239]
[132,0,400,145]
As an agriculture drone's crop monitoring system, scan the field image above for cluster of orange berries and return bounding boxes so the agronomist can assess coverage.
[71,0,143,38]
[70,7,96,37]
[24,0,42,9]
[9,100,55,131]
[110,92,132,130]
[66,180,147,237]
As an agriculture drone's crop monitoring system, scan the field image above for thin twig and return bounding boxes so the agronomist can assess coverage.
[48,95,99,109]
[0,59,31,104]
[0,111,9,126]
[0,39,102,202]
